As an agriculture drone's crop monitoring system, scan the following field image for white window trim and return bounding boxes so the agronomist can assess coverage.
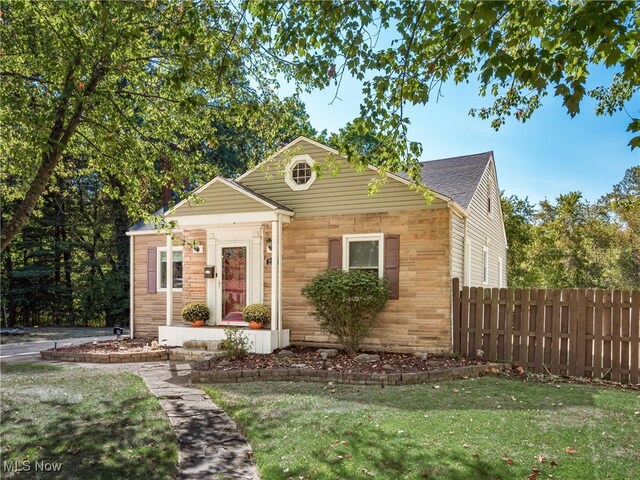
[284,154,316,191]
[157,246,183,292]
[342,233,385,278]
[482,246,489,285]
[498,256,504,288]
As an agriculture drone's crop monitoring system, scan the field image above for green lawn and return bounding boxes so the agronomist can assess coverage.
[0,363,177,479]
[202,377,640,480]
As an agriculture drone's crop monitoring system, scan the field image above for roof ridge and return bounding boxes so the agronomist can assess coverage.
[420,151,493,165]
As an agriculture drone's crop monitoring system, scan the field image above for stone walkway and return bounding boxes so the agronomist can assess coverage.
[40,360,259,479]
[139,362,258,480]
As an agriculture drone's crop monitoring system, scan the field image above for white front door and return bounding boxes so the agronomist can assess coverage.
[206,225,263,324]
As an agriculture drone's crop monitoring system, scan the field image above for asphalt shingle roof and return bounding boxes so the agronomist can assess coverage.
[397,151,492,209]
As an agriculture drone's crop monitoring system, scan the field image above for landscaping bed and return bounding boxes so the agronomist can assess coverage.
[47,336,175,353]
[195,345,488,374]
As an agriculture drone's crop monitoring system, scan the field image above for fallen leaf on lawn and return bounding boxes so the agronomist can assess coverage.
[550,460,558,467]
[453,388,460,393]
[247,452,254,459]
[531,468,540,475]
[565,447,575,454]
[505,458,513,465]
[345,454,352,459]
[511,396,517,401]
[462,444,471,448]
[433,385,440,389]
[340,441,348,446]
[472,453,479,459]
[535,454,546,463]
[362,468,374,477]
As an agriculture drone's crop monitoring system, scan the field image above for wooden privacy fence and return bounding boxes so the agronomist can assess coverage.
[452,278,640,384]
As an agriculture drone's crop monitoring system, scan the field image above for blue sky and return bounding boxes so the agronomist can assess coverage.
[277,71,638,205]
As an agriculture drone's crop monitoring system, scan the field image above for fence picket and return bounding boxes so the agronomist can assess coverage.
[630,290,639,385]
[612,290,622,382]
[593,289,604,379]
[504,288,514,363]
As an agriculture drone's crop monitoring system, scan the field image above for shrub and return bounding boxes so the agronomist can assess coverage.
[220,328,252,359]
[301,269,389,353]
[181,302,210,323]
[242,304,270,325]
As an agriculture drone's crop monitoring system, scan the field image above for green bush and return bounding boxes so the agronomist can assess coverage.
[220,328,252,359]
[181,302,210,323]
[242,304,270,325]
[301,269,389,353]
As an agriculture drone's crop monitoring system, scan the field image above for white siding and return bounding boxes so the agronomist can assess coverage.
[465,158,508,287]
[450,211,465,281]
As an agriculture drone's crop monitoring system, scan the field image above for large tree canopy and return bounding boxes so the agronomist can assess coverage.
[2,0,638,251]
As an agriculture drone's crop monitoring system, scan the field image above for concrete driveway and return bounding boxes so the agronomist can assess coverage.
[0,335,117,364]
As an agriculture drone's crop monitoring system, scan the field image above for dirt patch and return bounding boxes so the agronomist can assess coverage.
[45,336,177,354]
[195,346,489,374]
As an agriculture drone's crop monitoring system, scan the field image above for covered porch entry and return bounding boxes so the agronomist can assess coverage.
[158,178,293,353]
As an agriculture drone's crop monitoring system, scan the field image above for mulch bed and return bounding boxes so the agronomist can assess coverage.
[49,337,177,354]
[195,345,489,374]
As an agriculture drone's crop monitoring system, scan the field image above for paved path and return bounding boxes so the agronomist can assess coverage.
[138,362,258,479]
[0,335,115,363]
[32,358,259,479]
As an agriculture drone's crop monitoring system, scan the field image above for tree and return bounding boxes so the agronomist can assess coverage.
[250,1,638,168]
[500,193,536,287]
[3,1,638,251]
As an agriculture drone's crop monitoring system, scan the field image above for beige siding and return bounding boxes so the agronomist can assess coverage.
[465,159,508,287]
[132,234,183,338]
[240,139,448,216]
[451,211,465,282]
[182,229,206,306]
[281,209,452,353]
[168,180,272,217]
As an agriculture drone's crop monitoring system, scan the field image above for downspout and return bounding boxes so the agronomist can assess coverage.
[278,213,283,348]
[129,235,134,339]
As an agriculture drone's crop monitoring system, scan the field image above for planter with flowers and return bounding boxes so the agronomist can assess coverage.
[242,304,270,330]
[182,302,210,327]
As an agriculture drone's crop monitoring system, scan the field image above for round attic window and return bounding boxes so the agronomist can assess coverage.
[285,154,316,191]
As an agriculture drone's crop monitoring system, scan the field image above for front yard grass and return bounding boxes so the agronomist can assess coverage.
[0,363,177,479]
[202,376,640,480]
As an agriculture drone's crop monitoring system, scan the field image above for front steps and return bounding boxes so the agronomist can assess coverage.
[169,340,226,363]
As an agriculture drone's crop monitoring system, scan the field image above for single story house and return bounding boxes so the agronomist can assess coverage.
[127,136,507,353]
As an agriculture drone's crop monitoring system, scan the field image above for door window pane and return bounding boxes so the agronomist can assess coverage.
[222,246,247,318]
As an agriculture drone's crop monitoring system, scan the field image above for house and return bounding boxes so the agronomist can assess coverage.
[126,136,507,353]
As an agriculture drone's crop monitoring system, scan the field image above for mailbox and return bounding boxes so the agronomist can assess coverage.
[204,266,215,278]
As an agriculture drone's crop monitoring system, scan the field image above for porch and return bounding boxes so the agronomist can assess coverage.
[158,325,290,354]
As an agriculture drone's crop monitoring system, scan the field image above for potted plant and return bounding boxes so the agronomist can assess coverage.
[242,304,270,330]
[182,302,210,327]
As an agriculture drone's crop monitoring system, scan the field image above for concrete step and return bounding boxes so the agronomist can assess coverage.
[169,348,225,363]
[182,340,221,351]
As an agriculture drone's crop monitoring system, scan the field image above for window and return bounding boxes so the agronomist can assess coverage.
[343,233,384,277]
[285,154,316,190]
[158,246,183,291]
[482,246,489,285]
[498,256,504,288]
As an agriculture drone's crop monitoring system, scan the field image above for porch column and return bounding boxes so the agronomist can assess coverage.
[166,234,173,326]
[270,220,279,332]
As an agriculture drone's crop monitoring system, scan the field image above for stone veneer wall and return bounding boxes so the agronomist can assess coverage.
[280,208,452,353]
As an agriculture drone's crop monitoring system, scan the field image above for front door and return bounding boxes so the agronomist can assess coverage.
[216,242,250,322]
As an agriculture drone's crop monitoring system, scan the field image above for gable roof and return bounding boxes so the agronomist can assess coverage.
[166,176,293,217]
[397,151,493,209]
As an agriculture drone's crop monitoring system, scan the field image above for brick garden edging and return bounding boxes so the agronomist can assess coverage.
[191,362,511,386]
[40,349,170,363]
